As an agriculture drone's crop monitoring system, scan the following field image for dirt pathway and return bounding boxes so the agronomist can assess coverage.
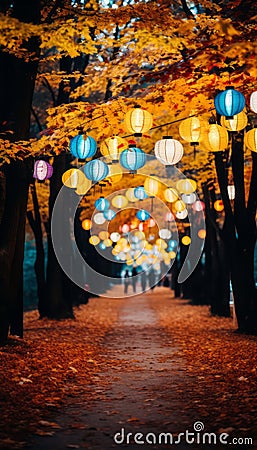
[26,287,205,450]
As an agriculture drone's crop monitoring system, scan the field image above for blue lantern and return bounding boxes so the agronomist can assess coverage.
[70,134,97,159]
[103,209,116,220]
[214,86,245,119]
[119,146,146,173]
[134,186,148,200]
[136,209,150,221]
[95,197,110,211]
[99,242,106,250]
[84,159,109,182]
[168,239,178,250]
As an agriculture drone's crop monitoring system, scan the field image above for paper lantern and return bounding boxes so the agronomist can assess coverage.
[119,146,146,173]
[112,195,128,208]
[181,236,191,245]
[192,200,205,212]
[134,186,148,200]
[159,228,172,240]
[245,128,257,153]
[206,124,228,152]
[214,200,224,212]
[156,238,167,250]
[89,235,100,246]
[100,136,127,162]
[110,232,120,242]
[121,224,130,233]
[227,185,235,200]
[125,106,153,136]
[70,134,97,159]
[75,177,92,195]
[106,164,123,184]
[198,229,206,239]
[168,239,178,249]
[250,91,257,114]
[103,238,113,247]
[214,86,245,118]
[181,193,197,204]
[169,251,176,259]
[220,111,248,132]
[33,160,53,181]
[84,159,109,182]
[82,219,91,230]
[148,218,156,227]
[126,188,137,203]
[93,212,106,225]
[176,178,197,194]
[154,136,183,165]
[179,117,206,145]
[165,212,174,222]
[99,231,109,240]
[174,200,186,212]
[94,197,110,211]
[103,209,116,220]
[136,210,150,221]
[99,242,106,250]
[62,168,85,188]
[164,188,178,203]
[176,209,188,219]
[144,176,160,196]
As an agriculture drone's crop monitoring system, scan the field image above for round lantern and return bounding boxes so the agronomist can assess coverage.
[245,128,257,153]
[206,124,228,152]
[168,239,178,249]
[250,91,257,114]
[214,86,245,119]
[136,210,150,221]
[174,200,186,212]
[198,229,206,239]
[103,238,112,247]
[159,228,172,240]
[95,197,110,211]
[99,242,106,250]
[134,186,148,200]
[103,209,116,220]
[176,178,197,194]
[82,219,91,230]
[192,200,205,212]
[93,212,106,225]
[106,164,123,184]
[89,235,100,246]
[33,160,53,181]
[119,146,146,173]
[179,117,206,145]
[169,251,176,259]
[99,231,109,241]
[84,159,109,182]
[75,178,92,195]
[176,209,188,219]
[121,224,130,233]
[214,200,224,212]
[220,111,248,132]
[148,218,156,227]
[164,187,178,203]
[111,195,128,208]
[125,105,153,136]
[70,134,97,159]
[181,236,191,246]
[181,193,197,204]
[144,176,160,197]
[100,136,127,162]
[227,185,235,200]
[154,136,183,165]
[126,188,138,203]
[110,232,120,242]
[165,212,174,222]
[62,168,85,188]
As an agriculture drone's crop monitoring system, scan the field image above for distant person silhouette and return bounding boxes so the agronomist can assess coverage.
[140,270,147,292]
[124,269,130,294]
[131,267,137,293]
[148,268,156,291]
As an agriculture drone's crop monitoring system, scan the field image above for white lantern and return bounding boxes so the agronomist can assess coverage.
[154,136,183,165]
[227,185,235,200]
[159,228,172,240]
[250,91,257,114]
[93,212,106,225]
[176,209,188,219]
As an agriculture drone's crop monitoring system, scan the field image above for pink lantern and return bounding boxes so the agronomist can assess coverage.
[33,160,53,181]
[192,200,205,212]
[122,224,130,233]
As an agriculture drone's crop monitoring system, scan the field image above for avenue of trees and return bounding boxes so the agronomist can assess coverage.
[0,0,257,344]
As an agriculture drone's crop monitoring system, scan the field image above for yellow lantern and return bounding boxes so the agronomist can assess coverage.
[179,116,206,144]
[103,238,113,247]
[125,188,137,203]
[169,251,176,259]
[144,176,160,196]
[164,187,178,203]
[106,164,123,184]
[174,200,186,212]
[206,124,228,152]
[82,219,91,230]
[156,238,168,250]
[176,178,197,194]
[220,111,248,132]
[245,128,257,152]
[75,177,92,195]
[198,229,206,239]
[181,236,191,246]
[100,136,127,162]
[214,200,224,212]
[125,106,153,136]
[89,235,100,246]
[111,195,128,208]
[99,231,109,240]
[62,168,85,188]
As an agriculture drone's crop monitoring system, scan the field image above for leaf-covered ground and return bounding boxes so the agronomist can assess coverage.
[0,286,257,449]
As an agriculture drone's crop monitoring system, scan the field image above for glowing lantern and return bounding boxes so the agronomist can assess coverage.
[214,86,245,118]
[134,186,148,200]
[227,185,235,200]
[136,210,150,221]
[139,223,144,231]
[103,209,116,220]
[100,136,127,162]
[110,232,120,242]
[125,105,153,136]
[159,228,172,240]
[106,165,123,184]
[70,134,97,159]
[62,168,85,188]
[179,116,206,145]
[103,238,112,247]
[192,200,205,212]
[119,146,146,173]
[176,209,188,219]
[214,200,224,212]
[89,235,100,246]
[174,200,186,212]
[156,238,167,250]
[181,236,191,245]
[126,188,137,203]
[99,242,106,250]
[198,229,206,239]
[99,231,109,240]
[176,178,197,194]
[169,251,176,259]
[164,188,178,203]
[148,218,156,227]
[250,91,257,114]
[75,178,92,195]
[168,239,178,249]
[84,159,109,182]
[245,128,257,153]
[82,219,91,230]
[165,212,174,222]
[154,136,183,165]
[33,160,53,181]
[181,193,197,204]
[220,111,248,132]
[121,224,130,233]
[93,212,106,225]
[95,197,110,211]
[206,124,228,152]
[112,195,128,209]
[144,176,160,197]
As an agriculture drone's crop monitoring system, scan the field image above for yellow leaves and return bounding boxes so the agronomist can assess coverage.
[214,19,241,39]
